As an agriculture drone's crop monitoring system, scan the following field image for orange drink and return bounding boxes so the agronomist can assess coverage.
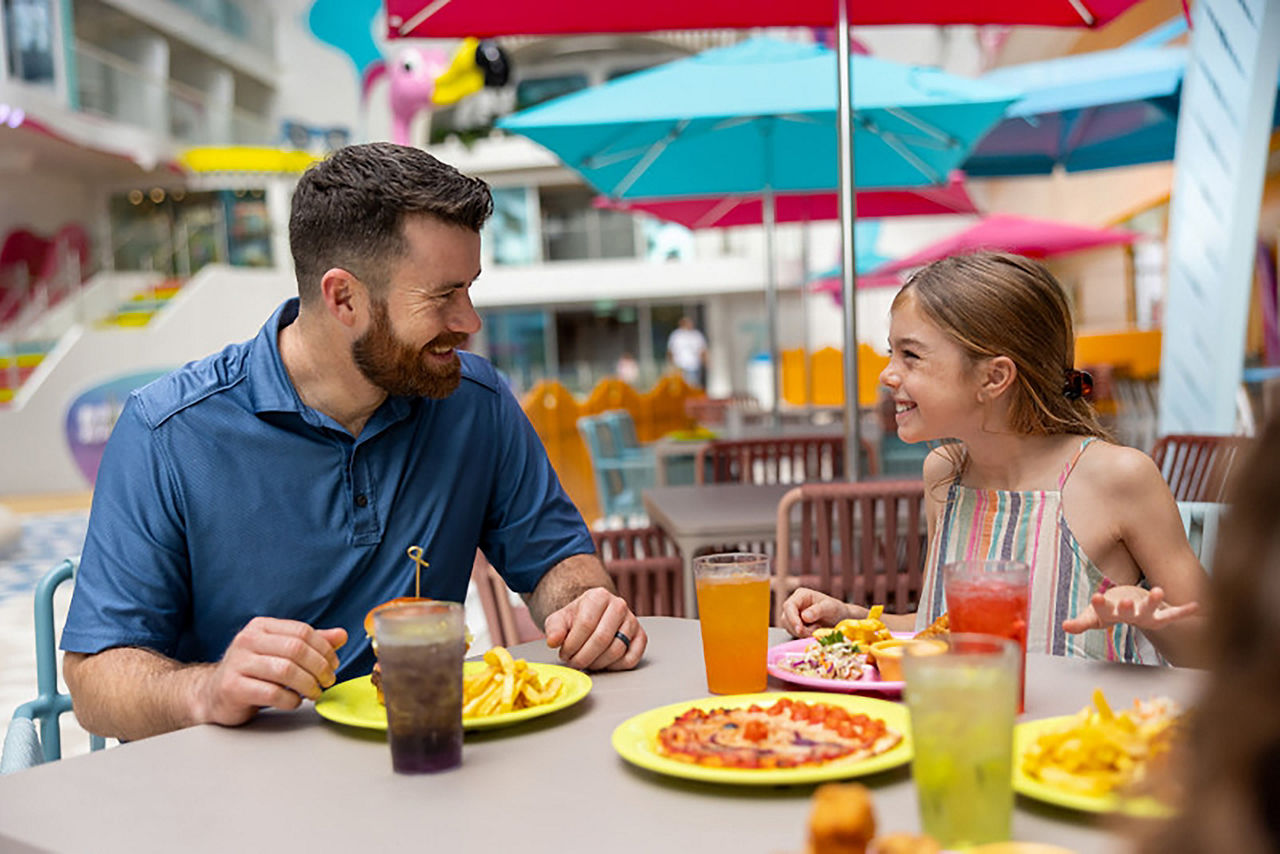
[694,553,770,694]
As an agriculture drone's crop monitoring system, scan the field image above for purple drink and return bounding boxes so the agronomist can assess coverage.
[374,601,466,774]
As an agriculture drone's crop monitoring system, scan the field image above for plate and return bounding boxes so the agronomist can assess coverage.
[1012,715,1175,818]
[766,633,912,695]
[610,691,912,786]
[315,661,592,732]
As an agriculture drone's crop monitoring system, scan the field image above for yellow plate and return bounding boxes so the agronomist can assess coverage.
[1013,716,1175,818]
[610,691,912,786]
[315,661,592,732]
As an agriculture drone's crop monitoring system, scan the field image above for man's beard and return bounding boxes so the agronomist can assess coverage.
[352,299,466,399]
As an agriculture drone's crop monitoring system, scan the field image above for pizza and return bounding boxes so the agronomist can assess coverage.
[656,697,902,769]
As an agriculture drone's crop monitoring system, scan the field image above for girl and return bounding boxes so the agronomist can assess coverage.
[780,252,1206,666]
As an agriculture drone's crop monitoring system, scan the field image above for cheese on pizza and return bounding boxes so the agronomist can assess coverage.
[657,698,901,769]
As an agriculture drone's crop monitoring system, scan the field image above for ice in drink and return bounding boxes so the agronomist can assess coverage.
[694,553,770,694]
[944,560,1029,712]
[903,635,1018,848]
[374,601,466,774]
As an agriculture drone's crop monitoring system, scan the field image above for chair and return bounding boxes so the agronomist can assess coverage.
[598,409,652,463]
[590,526,684,617]
[1150,433,1251,502]
[470,552,544,649]
[469,529,685,649]
[577,413,656,521]
[1,558,106,773]
[1178,501,1225,573]
[773,481,928,625]
[695,434,878,485]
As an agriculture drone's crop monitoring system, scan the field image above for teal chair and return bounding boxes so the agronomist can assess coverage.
[577,414,655,521]
[1,558,106,773]
[1178,502,1225,573]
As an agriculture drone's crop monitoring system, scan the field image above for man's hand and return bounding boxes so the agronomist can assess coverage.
[1062,585,1199,635]
[779,588,861,638]
[543,587,645,671]
[194,617,347,726]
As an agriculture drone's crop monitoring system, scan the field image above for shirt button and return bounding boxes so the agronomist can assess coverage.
[355,494,368,508]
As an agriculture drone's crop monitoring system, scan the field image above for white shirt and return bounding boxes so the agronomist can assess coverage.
[667,327,707,372]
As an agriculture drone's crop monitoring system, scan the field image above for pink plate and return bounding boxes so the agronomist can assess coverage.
[766,633,912,696]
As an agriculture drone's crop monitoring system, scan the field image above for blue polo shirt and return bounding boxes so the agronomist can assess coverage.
[62,298,594,681]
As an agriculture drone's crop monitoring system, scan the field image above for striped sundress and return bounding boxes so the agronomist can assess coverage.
[914,438,1157,664]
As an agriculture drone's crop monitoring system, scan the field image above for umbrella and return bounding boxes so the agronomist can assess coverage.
[864,214,1140,280]
[386,0,1143,37]
[498,37,1014,425]
[964,45,1280,176]
[498,39,1014,197]
[591,173,978,229]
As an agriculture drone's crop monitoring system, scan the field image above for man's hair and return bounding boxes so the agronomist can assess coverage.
[288,142,493,302]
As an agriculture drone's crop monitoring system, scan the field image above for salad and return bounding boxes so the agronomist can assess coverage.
[775,632,872,682]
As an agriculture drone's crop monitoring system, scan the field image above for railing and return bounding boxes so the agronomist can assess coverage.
[73,42,274,146]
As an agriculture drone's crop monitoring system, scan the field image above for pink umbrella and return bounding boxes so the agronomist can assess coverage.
[868,214,1141,278]
[593,173,977,229]
[812,214,1141,303]
[386,0,1143,37]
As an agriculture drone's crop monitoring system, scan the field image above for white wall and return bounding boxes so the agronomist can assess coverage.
[0,266,295,495]
[0,172,97,240]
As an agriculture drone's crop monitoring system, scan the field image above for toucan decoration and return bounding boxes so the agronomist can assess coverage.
[361,38,511,146]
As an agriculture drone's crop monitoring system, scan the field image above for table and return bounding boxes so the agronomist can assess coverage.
[643,483,794,616]
[0,618,1201,854]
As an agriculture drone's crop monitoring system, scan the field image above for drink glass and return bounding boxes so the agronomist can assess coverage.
[902,634,1019,849]
[373,601,466,774]
[694,552,771,694]
[943,559,1030,712]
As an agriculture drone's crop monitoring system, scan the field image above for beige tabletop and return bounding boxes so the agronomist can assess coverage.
[0,617,1200,854]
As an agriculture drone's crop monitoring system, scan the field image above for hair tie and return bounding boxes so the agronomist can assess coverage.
[1063,369,1093,401]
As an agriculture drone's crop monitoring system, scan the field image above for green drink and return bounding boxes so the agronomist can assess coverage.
[902,634,1018,848]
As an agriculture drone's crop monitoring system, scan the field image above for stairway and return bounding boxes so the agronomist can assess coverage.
[95,279,184,329]
[0,341,56,405]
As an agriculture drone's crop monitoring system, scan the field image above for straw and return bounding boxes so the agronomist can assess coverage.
[406,545,429,598]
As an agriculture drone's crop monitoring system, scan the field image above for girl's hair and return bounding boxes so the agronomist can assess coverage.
[1136,416,1280,854]
[894,251,1109,441]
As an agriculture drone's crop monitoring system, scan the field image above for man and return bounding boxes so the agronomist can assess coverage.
[666,316,707,388]
[62,143,646,742]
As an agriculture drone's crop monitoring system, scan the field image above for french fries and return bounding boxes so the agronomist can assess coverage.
[1021,689,1182,798]
[836,605,893,646]
[462,646,564,719]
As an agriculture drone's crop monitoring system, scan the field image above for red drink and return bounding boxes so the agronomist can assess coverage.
[943,561,1030,712]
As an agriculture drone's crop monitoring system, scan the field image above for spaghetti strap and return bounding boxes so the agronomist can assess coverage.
[1058,437,1097,490]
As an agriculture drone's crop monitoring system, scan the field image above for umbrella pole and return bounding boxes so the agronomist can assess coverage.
[764,182,780,426]
[837,0,863,481]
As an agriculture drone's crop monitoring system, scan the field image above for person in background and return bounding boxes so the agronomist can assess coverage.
[61,142,646,742]
[667,316,707,388]
[1137,414,1279,854]
[780,252,1206,667]
[615,351,640,386]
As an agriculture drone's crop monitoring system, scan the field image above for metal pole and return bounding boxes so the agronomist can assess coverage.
[763,182,780,426]
[836,0,863,481]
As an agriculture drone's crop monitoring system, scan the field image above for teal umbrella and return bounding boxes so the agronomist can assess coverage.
[499,37,1014,419]
[498,38,1014,196]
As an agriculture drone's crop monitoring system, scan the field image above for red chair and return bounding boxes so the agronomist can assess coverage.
[469,528,685,648]
[695,434,878,485]
[773,480,927,625]
[590,526,684,617]
[1150,434,1251,502]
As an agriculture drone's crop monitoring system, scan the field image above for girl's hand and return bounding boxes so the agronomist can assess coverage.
[1062,585,1200,635]
[780,588,863,638]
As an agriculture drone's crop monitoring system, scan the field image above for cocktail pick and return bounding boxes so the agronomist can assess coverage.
[406,545,429,599]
